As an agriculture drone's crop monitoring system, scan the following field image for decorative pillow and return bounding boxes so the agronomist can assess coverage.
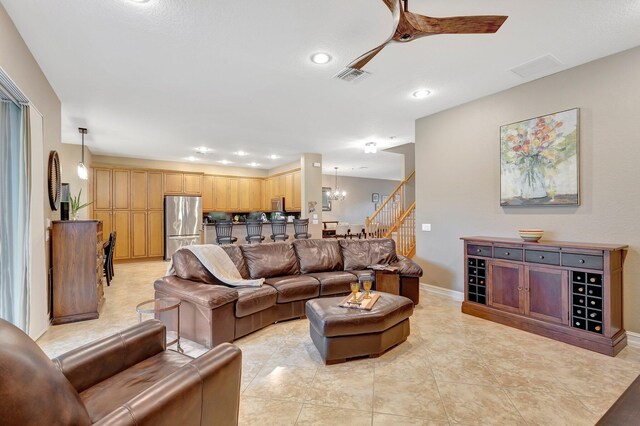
[221,245,250,279]
[240,242,299,279]
[293,239,343,274]
[339,238,398,271]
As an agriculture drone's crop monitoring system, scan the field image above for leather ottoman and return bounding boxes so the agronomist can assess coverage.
[305,294,414,365]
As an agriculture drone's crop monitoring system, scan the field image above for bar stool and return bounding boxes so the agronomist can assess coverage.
[214,220,237,245]
[270,219,289,242]
[293,218,312,239]
[245,220,266,244]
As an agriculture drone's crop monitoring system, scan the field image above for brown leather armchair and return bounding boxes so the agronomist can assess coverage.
[0,318,242,425]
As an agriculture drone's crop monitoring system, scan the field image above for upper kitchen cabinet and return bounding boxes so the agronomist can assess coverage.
[214,176,229,211]
[227,178,240,211]
[130,170,148,211]
[202,175,215,211]
[148,171,164,210]
[238,178,251,211]
[163,172,183,194]
[292,171,301,211]
[94,168,112,210]
[112,169,131,210]
[183,173,202,194]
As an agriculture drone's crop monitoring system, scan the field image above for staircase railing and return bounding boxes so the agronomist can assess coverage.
[365,171,416,256]
[394,201,416,258]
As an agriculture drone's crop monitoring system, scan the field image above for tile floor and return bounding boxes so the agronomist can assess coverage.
[37,261,640,426]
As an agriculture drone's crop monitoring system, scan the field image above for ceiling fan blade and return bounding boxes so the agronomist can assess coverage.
[406,13,508,34]
[381,0,400,14]
[347,43,389,70]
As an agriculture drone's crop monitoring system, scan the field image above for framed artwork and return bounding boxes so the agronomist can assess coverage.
[374,203,381,211]
[500,108,579,206]
[372,193,380,203]
[322,187,332,211]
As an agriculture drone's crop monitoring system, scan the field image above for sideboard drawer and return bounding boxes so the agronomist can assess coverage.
[494,247,523,261]
[525,249,560,266]
[467,244,492,258]
[562,253,604,270]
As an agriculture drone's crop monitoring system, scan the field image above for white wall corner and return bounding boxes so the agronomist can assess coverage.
[420,282,464,302]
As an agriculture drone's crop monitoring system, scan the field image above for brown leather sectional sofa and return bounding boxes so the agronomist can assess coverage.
[155,238,423,348]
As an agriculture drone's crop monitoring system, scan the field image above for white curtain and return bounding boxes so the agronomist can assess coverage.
[0,100,30,331]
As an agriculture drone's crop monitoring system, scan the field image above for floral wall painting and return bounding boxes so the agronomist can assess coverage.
[500,108,579,206]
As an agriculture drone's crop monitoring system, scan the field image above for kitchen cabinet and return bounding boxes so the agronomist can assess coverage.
[113,170,130,210]
[113,211,131,260]
[147,211,164,257]
[214,177,228,211]
[130,170,148,211]
[202,175,215,211]
[164,172,183,194]
[94,210,112,235]
[183,173,202,194]
[94,168,112,210]
[148,171,163,210]
[292,171,301,211]
[130,211,148,258]
[239,179,251,211]
[227,178,240,211]
[250,179,262,211]
[284,173,294,205]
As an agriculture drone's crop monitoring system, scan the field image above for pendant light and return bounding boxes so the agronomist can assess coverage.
[77,128,88,180]
[329,167,346,201]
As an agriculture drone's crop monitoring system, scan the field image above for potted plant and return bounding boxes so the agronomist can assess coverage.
[69,189,93,220]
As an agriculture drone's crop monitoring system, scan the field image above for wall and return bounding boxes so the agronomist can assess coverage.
[92,154,269,177]
[321,175,400,225]
[415,46,640,333]
[384,142,415,207]
[301,153,323,239]
[1,3,62,338]
[60,143,93,219]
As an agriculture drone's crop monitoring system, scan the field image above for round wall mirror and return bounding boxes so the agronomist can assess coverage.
[48,150,61,211]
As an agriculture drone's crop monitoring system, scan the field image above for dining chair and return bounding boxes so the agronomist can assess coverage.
[214,220,238,245]
[270,219,289,242]
[245,220,266,244]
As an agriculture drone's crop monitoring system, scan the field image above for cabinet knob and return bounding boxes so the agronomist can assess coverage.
[579,259,585,264]
[539,255,545,259]
[505,251,510,256]
[477,249,481,253]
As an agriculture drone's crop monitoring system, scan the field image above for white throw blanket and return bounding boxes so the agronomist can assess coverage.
[166,244,264,287]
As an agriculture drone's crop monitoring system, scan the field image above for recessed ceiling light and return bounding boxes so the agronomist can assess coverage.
[235,150,248,156]
[185,156,197,162]
[195,146,212,155]
[268,154,280,160]
[412,89,432,99]
[310,52,332,65]
[248,162,260,167]
[364,142,377,154]
[219,160,232,165]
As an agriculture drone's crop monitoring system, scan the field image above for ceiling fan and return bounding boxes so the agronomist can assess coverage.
[347,0,508,70]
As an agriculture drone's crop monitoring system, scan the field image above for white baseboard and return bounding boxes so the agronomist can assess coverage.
[627,331,640,348]
[420,283,464,302]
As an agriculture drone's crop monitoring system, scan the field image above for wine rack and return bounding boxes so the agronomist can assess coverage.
[467,257,487,305]
[571,271,603,334]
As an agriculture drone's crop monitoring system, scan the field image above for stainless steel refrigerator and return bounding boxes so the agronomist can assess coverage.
[164,195,202,260]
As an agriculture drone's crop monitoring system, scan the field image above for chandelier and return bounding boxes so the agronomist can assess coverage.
[328,167,346,201]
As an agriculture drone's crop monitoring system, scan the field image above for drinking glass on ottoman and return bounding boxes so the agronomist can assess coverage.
[305,294,414,365]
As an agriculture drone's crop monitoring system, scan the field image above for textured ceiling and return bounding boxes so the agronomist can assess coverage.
[3,0,640,179]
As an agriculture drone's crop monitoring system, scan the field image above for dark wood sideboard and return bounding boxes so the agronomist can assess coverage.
[51,220,106,324]
[461,236,627,356]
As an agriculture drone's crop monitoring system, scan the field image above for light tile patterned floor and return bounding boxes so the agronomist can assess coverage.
[38,261,640,426]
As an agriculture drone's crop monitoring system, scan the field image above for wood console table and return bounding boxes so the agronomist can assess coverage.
[461,236,627,356]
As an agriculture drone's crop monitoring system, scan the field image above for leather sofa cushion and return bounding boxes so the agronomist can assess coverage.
[241,242,299,279]
[392,254,424,277]
[264,275,320,303]
[306,294,414,337]
[0,319,92,426]
[171,249,220,285]
[293,239,343,274]
[339,239,398,271]
[221,245,251,279]
[308,271,357,296]
[235,286,278,318]
[80,350,192,422]
[154,276,238,309]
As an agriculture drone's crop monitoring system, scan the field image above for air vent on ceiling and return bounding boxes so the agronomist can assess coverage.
[509,54,562,79]
[334,67,371,83]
